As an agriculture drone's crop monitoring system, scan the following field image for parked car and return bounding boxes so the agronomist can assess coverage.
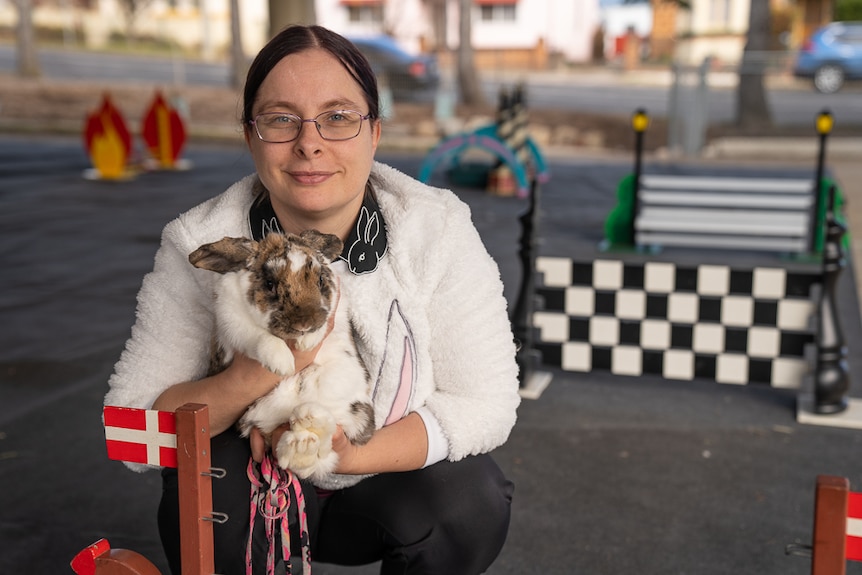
[794,21,862,93]
[348,35,440,103]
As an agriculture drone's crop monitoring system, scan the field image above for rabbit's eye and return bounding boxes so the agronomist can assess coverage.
[265,279,277,293]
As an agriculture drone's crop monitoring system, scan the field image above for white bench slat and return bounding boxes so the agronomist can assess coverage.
[636,232,809,253]
[639,190,813,210]
[638,220,806,237]
[632,174,818,253]
[638,207,809,234]
[640,175,813,194]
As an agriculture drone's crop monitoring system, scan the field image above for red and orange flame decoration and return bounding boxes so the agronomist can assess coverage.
[141,91,187,169]
[83,94,133,179]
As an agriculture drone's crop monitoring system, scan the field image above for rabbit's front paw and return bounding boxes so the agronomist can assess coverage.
[275,429,323,477]
[289,403,336,442]
[255,336,295,376]
[274,404,337,478]
[293,327,327,352]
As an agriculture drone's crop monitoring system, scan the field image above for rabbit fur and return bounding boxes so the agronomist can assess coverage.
[188,230,375,482]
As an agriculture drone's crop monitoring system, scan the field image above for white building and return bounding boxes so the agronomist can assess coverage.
[674,0,752,65]
[3,0,602,68]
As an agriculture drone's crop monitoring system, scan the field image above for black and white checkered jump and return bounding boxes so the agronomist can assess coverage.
[533,257,821,388]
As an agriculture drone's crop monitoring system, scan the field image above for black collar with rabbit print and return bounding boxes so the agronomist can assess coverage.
[248,186,388,276]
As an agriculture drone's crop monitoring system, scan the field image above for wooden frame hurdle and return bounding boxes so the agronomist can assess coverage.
[71,403,219,575]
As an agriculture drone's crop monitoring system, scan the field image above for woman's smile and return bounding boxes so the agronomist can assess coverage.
[289,170,335,185]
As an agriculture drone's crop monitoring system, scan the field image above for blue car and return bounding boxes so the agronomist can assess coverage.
[348,35,440,103]
[794,21,862,93]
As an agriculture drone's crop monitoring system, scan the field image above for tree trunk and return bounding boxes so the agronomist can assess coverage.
[229,0,245,89]
[16,0,41,78]
[457,0,485,106]
[268,0,316,39]
[736,0,772,128]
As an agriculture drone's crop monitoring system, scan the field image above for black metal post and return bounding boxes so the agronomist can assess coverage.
[495,86,513,153]
[511,82,530,173]
[630,108,648,246]
[512,177,542,388]
[814,185,849,414]
[810,109,832,253]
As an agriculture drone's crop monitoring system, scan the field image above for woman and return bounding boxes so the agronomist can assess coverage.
[105,25,520,575]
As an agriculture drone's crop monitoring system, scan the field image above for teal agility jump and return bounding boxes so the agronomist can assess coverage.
[419,84,549,198]
[418,123,549,198]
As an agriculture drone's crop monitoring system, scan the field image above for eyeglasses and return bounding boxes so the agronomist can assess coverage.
[249,110,372,143]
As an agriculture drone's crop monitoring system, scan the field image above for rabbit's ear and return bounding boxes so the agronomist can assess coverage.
[299,230,343,262]
[362,210,380,244]
[189,237,257,274]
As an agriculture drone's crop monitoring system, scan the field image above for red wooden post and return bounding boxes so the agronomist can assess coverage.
[812,474,849,575]
[175,403,216,575]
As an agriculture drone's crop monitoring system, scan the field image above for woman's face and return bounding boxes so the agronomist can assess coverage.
[245,48,381,236]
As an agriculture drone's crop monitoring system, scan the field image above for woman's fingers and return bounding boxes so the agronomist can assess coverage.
[249,427,266,463]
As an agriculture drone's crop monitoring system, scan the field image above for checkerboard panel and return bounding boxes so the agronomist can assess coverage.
[534,258,820,388]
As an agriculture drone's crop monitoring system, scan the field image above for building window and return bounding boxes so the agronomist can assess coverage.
[709,0,730,28]
[480,4,516,22]
[348,5,384,24]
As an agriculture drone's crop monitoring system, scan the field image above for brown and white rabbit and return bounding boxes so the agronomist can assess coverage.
[188,230,375,483]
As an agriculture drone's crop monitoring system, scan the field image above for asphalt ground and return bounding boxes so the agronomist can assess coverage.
[1,134,862,575]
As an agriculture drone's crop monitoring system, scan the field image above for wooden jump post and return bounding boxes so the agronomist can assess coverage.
[71,403,223,575]
[787,475,862,575]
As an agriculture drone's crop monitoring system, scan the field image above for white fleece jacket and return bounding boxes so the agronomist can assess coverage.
[105,162,521,482]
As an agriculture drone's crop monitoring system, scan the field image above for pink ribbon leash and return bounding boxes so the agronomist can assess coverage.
[246,453,311,575]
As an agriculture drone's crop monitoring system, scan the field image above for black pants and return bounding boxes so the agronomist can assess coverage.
[159,428,514,575]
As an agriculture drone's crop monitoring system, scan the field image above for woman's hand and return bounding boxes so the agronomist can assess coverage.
[258,413,429,474]
[330,425,360,472]
[326,415,427,474]
[252,421,354,466]
[255,423,357,468]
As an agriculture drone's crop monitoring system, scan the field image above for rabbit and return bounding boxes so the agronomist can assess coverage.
[188,230,375,482]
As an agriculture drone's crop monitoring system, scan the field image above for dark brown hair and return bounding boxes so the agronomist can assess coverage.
[242,25,380,125]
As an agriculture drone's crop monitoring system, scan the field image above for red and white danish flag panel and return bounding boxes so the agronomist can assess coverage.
[849,491,862,562]
[103,406,178,468]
